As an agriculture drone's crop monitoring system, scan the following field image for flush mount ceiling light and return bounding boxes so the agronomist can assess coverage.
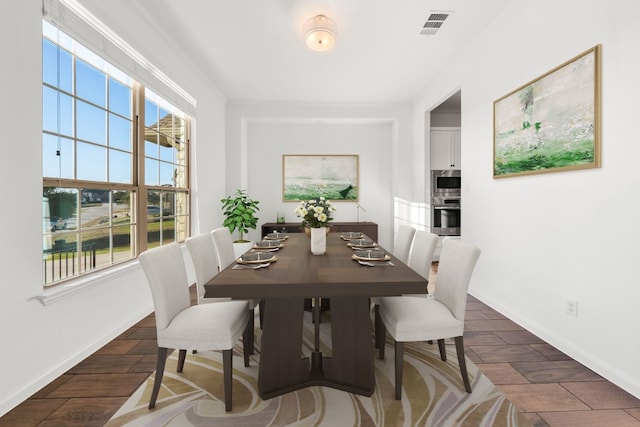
[303,14,337,53]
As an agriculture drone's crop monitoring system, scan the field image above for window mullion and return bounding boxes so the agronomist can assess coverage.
[133,82,147,254]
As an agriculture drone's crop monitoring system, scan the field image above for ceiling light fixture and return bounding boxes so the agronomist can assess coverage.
[303,15,337,53]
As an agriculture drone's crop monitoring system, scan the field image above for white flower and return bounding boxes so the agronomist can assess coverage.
[295,197,335,228]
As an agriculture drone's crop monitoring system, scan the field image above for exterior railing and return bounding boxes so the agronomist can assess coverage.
[43,242,97,285]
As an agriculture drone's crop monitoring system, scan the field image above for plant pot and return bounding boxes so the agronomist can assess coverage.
[233,241,253,258]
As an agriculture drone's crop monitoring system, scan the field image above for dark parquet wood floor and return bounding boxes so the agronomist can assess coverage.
[2,264,640,426]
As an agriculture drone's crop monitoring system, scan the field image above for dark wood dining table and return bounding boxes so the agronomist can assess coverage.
[204,232,428,400]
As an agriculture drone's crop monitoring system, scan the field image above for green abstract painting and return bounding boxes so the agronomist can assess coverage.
[494,45,601,178]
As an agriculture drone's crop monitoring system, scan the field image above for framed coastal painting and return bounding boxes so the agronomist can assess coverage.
[493,45,601,178]
[282,154,359,201]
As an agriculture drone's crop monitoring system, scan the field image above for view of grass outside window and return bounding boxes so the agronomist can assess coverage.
[42,21,190,286]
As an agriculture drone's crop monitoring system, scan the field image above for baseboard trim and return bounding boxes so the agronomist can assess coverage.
[469,289,640,400]
[0,305,153,418]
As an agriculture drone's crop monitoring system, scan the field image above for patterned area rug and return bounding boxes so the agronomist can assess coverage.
[107,312,531,426]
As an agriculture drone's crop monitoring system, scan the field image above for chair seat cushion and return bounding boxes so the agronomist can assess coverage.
[157,300,249,350]
[379,296,464,342]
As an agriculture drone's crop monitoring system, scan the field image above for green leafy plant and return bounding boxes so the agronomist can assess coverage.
[221,190,260,243]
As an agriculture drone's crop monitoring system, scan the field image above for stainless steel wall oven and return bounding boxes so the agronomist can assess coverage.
[431,170,461,236]
[431,196,461,236]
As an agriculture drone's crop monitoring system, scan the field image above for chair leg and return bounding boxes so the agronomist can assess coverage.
[177,349,187,372]
[437,339,447,361]
[378,321,386,360]
[246,308,255,355]
[374,304,381,349]
[454,336,472,393]
[242,317,251,368]
[394,341,404,400]
[149,347,168,409]
[223,348,233,412]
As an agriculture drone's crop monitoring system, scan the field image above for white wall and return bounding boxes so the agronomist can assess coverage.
[415,0,640,398]
[0,0,227,416]
[225,101,414,249]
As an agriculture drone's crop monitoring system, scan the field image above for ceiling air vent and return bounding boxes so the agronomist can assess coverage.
[419,11,452,36]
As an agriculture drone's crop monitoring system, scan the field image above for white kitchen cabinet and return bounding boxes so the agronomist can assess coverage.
[430,127,461,170]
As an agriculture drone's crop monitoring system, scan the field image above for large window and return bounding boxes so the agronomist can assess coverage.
[42,21,190,286]
[144,92,190,249]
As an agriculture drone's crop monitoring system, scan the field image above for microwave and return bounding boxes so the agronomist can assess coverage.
[431,169,461,196]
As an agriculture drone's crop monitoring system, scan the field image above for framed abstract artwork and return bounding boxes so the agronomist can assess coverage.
[493,45,601,178]
[282,154,359,201]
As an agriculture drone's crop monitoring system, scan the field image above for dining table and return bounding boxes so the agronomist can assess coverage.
[204,232,428,400]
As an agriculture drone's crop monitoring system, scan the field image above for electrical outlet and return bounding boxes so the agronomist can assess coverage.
[565,299,578,317]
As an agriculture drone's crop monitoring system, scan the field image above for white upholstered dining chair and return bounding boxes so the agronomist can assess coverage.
[138,242,251,412]
[186,232,259,354]
[211,227,262,343]
[374,230,438,348]
[378,239,481,399]
[394,225,417,264]
[372,225,416,347]
[211,226,238,270]
[403,230,438,281]
[185,233,229,304]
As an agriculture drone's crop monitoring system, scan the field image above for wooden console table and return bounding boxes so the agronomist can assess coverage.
[262,221,378,241]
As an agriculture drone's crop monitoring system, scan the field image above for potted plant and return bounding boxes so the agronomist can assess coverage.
[221,190,260,255]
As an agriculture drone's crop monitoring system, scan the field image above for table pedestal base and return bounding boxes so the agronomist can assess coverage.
[257,295,375,399]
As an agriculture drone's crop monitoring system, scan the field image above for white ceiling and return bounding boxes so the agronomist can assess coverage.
[77,0,514,103]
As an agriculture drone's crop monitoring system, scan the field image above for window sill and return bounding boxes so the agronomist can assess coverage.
[35,260,139,306]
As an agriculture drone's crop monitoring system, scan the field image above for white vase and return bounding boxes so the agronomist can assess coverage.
[310,227,327,255]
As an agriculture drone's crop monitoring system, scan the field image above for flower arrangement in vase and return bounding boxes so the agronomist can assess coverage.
[295,197,335,229]
[295,197,336,254]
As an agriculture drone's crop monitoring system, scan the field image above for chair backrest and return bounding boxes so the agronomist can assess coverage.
[406,230,439,280]
[138,243,191,332]
[211,227,236,270]
[435,239,481,321]
[185,233,221,302]
[394,225,416,264]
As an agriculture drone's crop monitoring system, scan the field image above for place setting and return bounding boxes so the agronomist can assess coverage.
[264,231,288,242]
[340,231,364,241]
[251,239,284,252]
[347,237,377,249]
[233,251,278,269]
[352,248,394,267]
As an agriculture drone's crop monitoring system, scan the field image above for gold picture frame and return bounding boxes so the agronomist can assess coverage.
[282,154,359,202]
[493,45,601,178]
